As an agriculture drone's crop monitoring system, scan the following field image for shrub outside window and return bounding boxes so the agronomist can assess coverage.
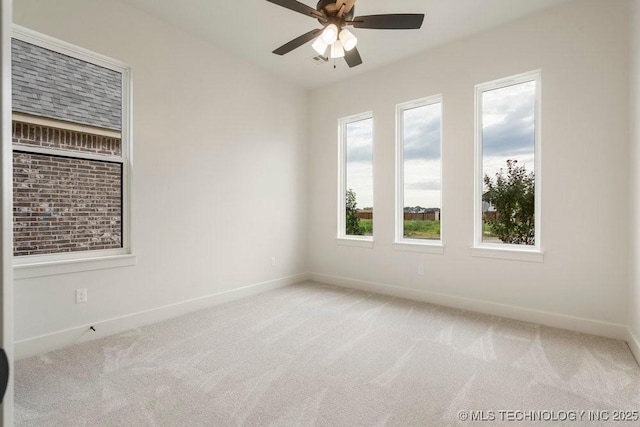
[474,71,541,253]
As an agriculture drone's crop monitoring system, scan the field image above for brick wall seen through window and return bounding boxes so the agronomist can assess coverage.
[13,122,122,256]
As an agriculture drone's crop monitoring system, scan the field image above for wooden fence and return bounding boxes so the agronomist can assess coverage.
[483,212,498,221]
[356,211,441,221]
[357,210,373,220]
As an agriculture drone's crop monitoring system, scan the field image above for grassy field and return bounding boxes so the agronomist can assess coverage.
[482,222,498,240]
[403,220,440,239]
[358,220,496,241]
[358,219,441,240]
[360,219,373,236]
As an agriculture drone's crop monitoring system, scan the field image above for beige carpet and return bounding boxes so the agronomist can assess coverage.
[15,282,640,426]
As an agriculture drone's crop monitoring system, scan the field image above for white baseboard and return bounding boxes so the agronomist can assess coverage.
[15,273,309,360]
[627,328,640,366]
[16,272,634,362]
[309,273,628,340]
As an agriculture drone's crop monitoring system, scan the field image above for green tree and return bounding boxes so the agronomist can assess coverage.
[483,160,535,245]
[346,188,364,235]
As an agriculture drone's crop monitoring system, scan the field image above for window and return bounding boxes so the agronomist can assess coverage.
[338,112,373,244]
[474,71,541,259]
[395,96,443,252]
[11,26,133,273]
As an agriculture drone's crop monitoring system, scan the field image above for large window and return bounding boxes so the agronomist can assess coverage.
[12,26,132,267]
[338,113,373,242]
[475,71,541,254]
[396,96,443,248]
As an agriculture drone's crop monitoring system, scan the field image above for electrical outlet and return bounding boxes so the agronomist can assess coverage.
[271,256,276,267]
[418,265,425,276]
[76,288,88,304]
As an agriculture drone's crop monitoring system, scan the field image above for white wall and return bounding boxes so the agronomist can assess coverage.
[629,0,640,357]
[309,0,630,334]
[12,0,308,348]
[11,0,636,358]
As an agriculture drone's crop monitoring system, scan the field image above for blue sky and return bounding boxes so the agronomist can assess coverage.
[345,104,443,210]
[344,80,536,211]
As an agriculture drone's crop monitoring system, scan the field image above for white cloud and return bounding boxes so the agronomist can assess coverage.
[346,118,374,208]
[401,103,442,209]
[482,81,536,180]
[403,159,441,208]
[402,103,441,162]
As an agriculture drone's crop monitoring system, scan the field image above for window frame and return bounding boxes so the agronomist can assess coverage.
[394,95,444,254]
[11,25,135,277]
[473,70,543,262]
[336,111,374,247]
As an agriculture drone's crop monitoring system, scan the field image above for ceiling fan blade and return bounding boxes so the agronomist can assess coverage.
[344,47,363,68]
[352,14,425,30]
[265,0,324,19]
[273,29,323,55]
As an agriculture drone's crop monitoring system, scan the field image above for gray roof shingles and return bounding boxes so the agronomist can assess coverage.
[12,39,122,131]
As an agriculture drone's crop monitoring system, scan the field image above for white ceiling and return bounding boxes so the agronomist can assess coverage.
[122,0,570,89]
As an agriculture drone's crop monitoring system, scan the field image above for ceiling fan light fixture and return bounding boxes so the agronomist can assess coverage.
[339,28,358,51]
[312,37,328,56]
[331,40,345,59]
[322,23,339,45]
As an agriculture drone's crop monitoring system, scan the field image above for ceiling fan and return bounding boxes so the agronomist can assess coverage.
[266,0,425,68]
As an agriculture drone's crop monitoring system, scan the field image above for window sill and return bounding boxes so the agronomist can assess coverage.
[393,242,444,254]
[471,246,543,263]
[14,254,137,280]
[335,237,374,248]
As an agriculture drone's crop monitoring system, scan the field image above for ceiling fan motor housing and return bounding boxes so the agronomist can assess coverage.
[316,0,355,23]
